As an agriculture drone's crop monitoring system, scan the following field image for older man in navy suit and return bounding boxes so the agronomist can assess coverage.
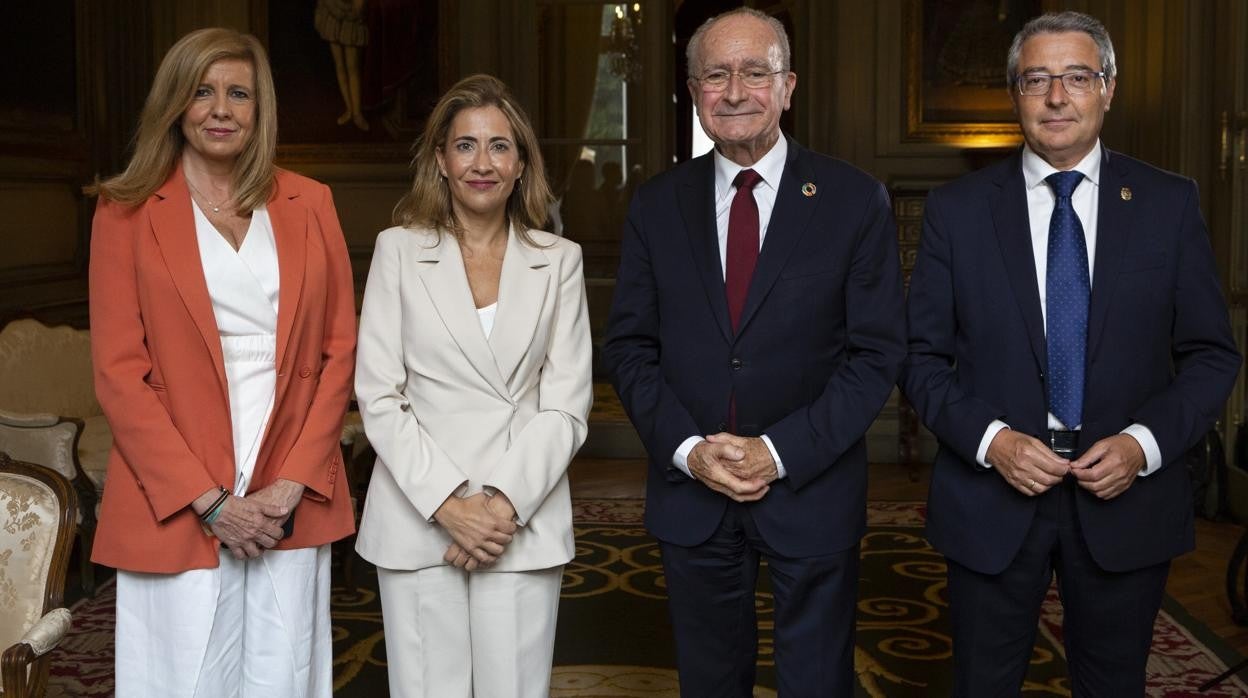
[604,8,905,696]
[902,11,1240,696]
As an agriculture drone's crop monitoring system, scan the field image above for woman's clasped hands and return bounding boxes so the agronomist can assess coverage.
[434,492,518,571]
[193,479,306,560]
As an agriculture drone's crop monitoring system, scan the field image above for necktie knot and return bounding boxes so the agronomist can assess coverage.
[734,168,762,192]
[1046,170,1084,200]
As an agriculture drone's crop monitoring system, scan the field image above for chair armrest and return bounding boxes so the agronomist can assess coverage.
[1,640,34,697]
[20,607,72,657]
[1,608,71,698]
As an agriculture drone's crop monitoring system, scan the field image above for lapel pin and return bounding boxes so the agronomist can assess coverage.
[801,182,816,197]
[1120,187,1132,201]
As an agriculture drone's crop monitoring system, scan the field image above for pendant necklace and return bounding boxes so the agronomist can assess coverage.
[186,177,229,214]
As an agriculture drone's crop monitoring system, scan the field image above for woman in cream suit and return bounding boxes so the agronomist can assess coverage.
[354,74,592,697]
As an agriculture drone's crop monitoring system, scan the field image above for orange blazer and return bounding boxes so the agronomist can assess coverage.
[88,166,356,573]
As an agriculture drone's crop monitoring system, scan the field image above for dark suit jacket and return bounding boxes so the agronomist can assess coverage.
[604,138,906,558]
[901,147,1241,575]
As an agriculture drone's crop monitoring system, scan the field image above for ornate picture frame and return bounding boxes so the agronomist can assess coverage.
[901,0,1038,144]
[251,0,450,162]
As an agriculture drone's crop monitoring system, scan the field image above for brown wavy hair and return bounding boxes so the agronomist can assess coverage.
[392,74,553,245]
[84,28,277,213]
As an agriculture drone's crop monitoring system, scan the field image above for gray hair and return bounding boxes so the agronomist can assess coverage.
[686,7,791,78]
[1006,11,1117,84]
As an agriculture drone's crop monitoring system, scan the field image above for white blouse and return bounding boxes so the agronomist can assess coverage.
[477,301,498,338]
[193,203,279,494]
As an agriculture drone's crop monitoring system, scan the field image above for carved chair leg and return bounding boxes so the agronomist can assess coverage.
[72,480,100,597]
[79,526,96,597]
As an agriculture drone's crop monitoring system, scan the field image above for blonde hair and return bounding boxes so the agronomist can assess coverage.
[85,28,277,212]
[393,74,553,245]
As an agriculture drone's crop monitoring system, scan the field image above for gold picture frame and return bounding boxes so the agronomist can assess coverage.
[902,0,1038,145]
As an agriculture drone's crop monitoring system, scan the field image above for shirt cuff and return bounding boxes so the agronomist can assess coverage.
[673,436,703,479]
[1121,423,1163,476]
[760,434,786,480]
[977,420,1011,468]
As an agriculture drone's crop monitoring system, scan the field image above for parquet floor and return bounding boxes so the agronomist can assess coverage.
[568,457,1248,662]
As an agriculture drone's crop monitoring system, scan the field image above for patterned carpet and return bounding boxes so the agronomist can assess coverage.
[47,500,1248,696]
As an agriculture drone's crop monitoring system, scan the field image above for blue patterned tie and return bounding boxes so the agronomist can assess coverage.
[1045,170,1089,429]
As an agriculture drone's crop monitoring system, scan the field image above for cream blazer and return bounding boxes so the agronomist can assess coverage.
[354,225,592,572]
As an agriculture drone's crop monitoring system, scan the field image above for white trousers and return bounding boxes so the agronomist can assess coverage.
[376,564,564,698]
[115,545,332,698]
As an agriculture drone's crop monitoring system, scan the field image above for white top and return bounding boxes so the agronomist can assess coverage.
[976,142,1162,475]
[193,203,280,493]
[672,137,790,481]
[477,302,498,338]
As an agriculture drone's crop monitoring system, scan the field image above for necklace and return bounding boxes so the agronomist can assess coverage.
[185,177,230,214]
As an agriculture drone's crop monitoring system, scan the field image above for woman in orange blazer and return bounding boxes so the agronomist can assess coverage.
[86,28,355,697]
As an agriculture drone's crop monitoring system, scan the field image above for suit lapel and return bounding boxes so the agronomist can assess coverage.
[489,226,549,387]
[148,168,228,400]
[678,153,733,343]
[268,174,307,374]
[1086,149,1130,360]
[734,139,817,336]
[416,235,511,399]
[990,152,1047,372]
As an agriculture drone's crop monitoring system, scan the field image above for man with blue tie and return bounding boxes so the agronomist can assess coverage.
[604,7,905,695]
[902,11,1241,696]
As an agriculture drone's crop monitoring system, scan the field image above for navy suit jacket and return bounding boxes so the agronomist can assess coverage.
[604,138,906,558]
[901,147,1240,575]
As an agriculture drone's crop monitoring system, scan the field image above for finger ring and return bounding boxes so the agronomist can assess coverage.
[1026,478,1037,489]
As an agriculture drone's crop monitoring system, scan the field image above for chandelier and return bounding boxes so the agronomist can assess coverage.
[606,3,642,83]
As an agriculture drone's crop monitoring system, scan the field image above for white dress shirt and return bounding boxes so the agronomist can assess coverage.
[976,142,1163,475]
[672,137,789,480]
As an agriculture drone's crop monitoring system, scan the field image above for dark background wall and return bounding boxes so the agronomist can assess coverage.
[1,0,1244,457]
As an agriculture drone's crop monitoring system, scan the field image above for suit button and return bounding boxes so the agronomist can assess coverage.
[299,366,313,378]
[730,358,743,371]
[717,422,727,431]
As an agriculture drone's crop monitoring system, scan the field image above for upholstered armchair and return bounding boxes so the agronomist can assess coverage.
[0,452,77,698]
[0,411,98,595]
[0,319,109,501]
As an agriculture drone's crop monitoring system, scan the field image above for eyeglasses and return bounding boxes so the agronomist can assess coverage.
[694,68,785,91]
[1014,70,1107,96]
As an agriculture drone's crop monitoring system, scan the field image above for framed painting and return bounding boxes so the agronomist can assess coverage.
[251,0,449,160]
[902,0,1041,144]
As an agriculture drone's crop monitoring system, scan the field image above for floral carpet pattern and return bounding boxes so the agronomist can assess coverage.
[46,500,1248,696]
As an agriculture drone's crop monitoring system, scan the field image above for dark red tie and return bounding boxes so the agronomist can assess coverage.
[726,169,761,433]
[725,168,762,331]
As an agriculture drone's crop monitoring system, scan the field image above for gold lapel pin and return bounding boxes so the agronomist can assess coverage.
[1120,187,1132,201]
[801,182,816,197]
